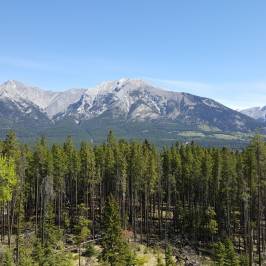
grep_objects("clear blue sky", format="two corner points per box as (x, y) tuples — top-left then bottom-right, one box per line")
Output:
(0, 0), (266, 109)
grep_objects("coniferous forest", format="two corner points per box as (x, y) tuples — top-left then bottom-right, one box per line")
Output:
(0, 131), (265, 265)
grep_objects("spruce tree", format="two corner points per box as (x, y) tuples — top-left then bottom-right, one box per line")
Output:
(213, 241), (226, 265)
(224, 239), (239, 266)
(74, 204), (91, 266)
(100, 195), (133, 266)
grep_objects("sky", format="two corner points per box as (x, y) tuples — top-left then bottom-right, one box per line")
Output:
(0, 0), (266, 109)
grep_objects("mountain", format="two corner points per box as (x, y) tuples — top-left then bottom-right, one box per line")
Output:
(45, 88), (86, 118)
(0, 80), (52, 137)
(240, 106), (266, 122)
(0, 80), (86, 141)
(0, 78), (264, 146)
(58, 78), (260, 131)
(0, 80), (85, 118)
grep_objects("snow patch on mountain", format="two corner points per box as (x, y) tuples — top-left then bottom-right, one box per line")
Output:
(0, 78), (262, 133)
(58, 78), (248, 133)
(59, 78), (186, 121)
(0, 80), (85, 117)
(240, 106), (266, 121)
(0, 80), (56, 108)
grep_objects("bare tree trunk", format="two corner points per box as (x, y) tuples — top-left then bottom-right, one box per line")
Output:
(7, 202), (11, 248)
(35, 174), (39, 235)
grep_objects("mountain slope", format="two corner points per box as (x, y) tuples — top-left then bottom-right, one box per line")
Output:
(240, 106), (266, 122)
(0, 80), (85, 117)
(0, 78), (264, 146)
(59, 78), (261, 133)
(0, 97), (52, 140)
(0, 80), (55, 108)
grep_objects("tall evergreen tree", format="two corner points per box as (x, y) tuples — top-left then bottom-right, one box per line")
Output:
(100, 195), (133, 266)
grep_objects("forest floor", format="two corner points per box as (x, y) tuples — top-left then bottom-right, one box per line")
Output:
(73, 242), (213, 266)
(0, 234), (214, 265)
(74, 243), (167, 266)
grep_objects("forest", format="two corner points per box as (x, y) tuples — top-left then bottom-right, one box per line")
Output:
(0, 130), (265, 265)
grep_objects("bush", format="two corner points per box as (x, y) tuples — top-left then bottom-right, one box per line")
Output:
(1, 248), (15, 266)
(156, 253), (164, 266)
(239, 254), (248, 266)
(135, 255), (149, 266)
(83, 243), (97, 258)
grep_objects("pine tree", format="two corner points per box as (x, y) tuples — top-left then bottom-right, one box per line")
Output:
(213, 241), (226, 265)
(79, 142), (96, 234)
(100, 195), (133, 266)
(64, 136), (80, 213)
(2, 131), (19, 160)
(51, 144), (67, 229)
(204, 206), (218, 241)
(224, 239), (239, 266)
(1, 132), (266, 265)
(74, 204), (91, 266)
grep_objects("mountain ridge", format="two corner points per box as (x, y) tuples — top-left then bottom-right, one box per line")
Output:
(0, 78), (264, 146)
(0, 80), (86, 118)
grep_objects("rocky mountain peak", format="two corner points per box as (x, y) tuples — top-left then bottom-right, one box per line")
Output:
(0, 78), (263, 136)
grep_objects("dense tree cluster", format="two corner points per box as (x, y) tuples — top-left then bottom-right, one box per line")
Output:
(0, 130), (265, 265)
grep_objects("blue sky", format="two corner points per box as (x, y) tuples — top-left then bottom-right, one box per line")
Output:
(0, 0), (266, 109)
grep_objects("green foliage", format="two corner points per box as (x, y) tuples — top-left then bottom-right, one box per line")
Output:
(1, 248), (15, 266)
(40, 251), (74, 266)
(156, 254), (165, 266)
(213, 242), (226, 265)
(43, 205), (64, 249)
(62, 210), (70, 229)
(23, 217), (75, 266)
(18, 237), (36, 266)
(3, 130), (19, 159)
(213, 239), (239, 266)
(100, 195), (135, 265)
(31, 240), (45, 264)
(165, 245), (175, 266)
(31, 236), (74, 266)
(74, 204), (91, 245)
(239, 254), (248, 266)
(135, 254), (149, 266)
(83, 243), (97, 258)
(204, 207), (218, 238)
(0, 157), (17, 201)
(1, 132), (266, 266)
(124, 248), (138, 266)
(224, 239), (239, 266)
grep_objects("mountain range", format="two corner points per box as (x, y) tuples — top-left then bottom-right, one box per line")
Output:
(0, 78), (265, 146)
